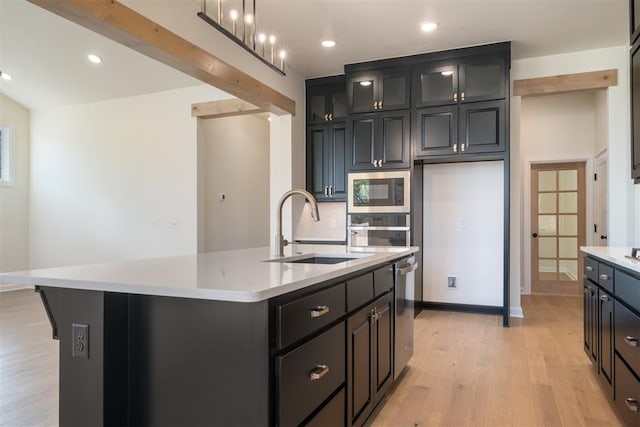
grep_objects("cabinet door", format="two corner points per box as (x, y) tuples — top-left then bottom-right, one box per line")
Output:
(584, 281), (597, 363)
(348, 73), (378, 114)
(328, 122), (347, 200)
(459, 100), (505, 155)
(414, 64), (458, 108)
(347, 114), (376, 171)
(459, 57), (506, 103)
(414, 105), (458, 157)
(632, 41), (640, 182)
(372, 293), (393, 404)
(331, 88), (348, 122)
(379, 70), (410, 111)
(599, 289), (614, 397)
(347, 304), (374, 427)
(308, 86), (331, 124)
(378, 110), (410, 169)
(307, 125), (330, 200)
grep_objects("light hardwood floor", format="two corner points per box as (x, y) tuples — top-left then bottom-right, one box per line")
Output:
(0, 290), (621, 426)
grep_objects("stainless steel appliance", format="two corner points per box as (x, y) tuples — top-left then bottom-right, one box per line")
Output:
(347, 213), (410, 248)
(394, 256), (416, 379)
(347, 170), (410, 214)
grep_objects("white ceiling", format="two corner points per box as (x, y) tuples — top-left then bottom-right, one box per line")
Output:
(0, 0), (629, 109)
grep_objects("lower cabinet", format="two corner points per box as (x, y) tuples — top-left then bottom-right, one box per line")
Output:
(583, 279), (598, 364)
(598, 288), (614, 397)
(347, 292), (394, 427)
(615, 355), (640, 426)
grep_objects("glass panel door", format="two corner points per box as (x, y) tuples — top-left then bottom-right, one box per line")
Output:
(531, 162), (585, 294)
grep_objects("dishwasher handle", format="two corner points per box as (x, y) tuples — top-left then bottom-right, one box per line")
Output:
(398, 258), (418, 276)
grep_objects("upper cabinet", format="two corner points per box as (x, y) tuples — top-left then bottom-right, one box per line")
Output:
(413, 56), (507, 108)
(307, 81), (348, 124)
(347, 69), (410, 113)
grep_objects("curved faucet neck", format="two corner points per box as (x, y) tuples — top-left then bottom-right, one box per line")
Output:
(275, 189), (320, 257)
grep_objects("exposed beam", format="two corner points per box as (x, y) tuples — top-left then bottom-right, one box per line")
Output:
(514, 69), (618, 97)
(191, 99), (264, 119)
(27, 0), (295, 116)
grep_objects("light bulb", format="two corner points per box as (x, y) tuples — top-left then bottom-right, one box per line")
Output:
(360, 81), (372, 87)
(441, 71), (453, 76)
(279, 50), (286, 59)
(269, 35), (276, 44)
(229, 9), (238, 20)
(244, 13), (253, 24)
(258, 33), (266, 43)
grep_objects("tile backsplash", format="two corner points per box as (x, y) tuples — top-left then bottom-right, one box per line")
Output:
(294, 202), (346, 241)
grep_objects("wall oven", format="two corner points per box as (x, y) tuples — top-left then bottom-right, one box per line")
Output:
(347, 170), (411, 214)
(347, 213), (411, 248)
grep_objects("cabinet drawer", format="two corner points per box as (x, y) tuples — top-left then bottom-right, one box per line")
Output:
(373, 265), (394, 297)
(277, 323), (345, 427)
(598, 263), (614, 294)
(617, 270), (640, 313)
(347, 273), (374, 311)
(276, 283), (346, 349)
(305, 387), (345, 427)
(615, 301), (640, 375)
(584, 256), (598, 283)
(615, 354), (640, 427)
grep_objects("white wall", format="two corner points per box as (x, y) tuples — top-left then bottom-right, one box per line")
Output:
(519, 91), (600, 293)
(29, 85), (228, 268)
(198, 114), (270, 252)
(422, 162), (504, 307)
(510, 45), (634, 308)
(0, 94), (30, 274)
(119, 0), (307, 244)
(595, 90), (609, 154)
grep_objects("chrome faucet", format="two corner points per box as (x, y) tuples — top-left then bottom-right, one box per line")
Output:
(275, 189), (320, 257)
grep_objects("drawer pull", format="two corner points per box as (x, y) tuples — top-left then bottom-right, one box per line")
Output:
(599, 294), (610, 302)
(309, 364), (329, 381)
(310, 306), (330, 318)
(599, 274), (609, 281)
(625, 336), (639, 347)
(626, 398), (639, 412)
(586, 266), (593, 272)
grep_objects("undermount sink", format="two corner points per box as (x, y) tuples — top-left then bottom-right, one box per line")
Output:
(266, 253), (365, 264)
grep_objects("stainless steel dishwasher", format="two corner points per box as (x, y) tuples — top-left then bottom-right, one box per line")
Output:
(394, 255), (417, 379)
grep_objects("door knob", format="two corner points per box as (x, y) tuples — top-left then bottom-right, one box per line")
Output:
(600, 235), (608, 240)
(532, 233), (538, 238)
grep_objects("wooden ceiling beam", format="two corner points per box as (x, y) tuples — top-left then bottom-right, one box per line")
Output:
(514, 69), (618, 97)
(27, 0), (295, 116)
(191, 99), (265, 119)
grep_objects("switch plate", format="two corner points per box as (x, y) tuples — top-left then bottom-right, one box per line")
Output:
(72, 323), (89, 359)
(447, 276), (457, 289)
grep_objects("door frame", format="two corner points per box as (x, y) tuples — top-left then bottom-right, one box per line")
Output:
(522, 156), (593, 295)
(594, 148), (608, 246)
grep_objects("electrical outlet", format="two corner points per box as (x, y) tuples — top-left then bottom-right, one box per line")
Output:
(72, 323), (89, 359)
(447, 276), (457, 289)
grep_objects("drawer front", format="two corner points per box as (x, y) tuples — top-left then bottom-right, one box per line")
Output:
(373, 265), (394, 297)
(277, 283), (346, 349)
(277, 323), (345, 427)
(305, 387), (345, 427)
(584, 256), (599, 283)
(615, 354), (640, 427)
(617, 269), (640, 313)
(598, 263), (614, 293)
(615, 301), (640, 375)
(347, 273), (374, 311)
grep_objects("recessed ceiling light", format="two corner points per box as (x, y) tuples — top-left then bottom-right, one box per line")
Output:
(0, 71), (12, 81)
(441, 71), (454, 76)
(321, 40), (336, 48)
(420, 22), (438, 32)
(360, 81), (372, 87)
(88, 54), (102, 64)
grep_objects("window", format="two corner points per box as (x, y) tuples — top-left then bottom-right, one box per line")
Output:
(0, 126), (13, 186)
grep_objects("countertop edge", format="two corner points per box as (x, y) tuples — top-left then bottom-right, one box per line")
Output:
(581, 246), (640, 275)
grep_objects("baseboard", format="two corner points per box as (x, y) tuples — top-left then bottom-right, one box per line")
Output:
(0, 283), (33, 292)
(510, 306), (524, 318)
(418, 301), (503, 316)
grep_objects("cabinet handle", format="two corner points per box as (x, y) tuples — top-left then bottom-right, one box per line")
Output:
(373, 101), (379, 110)
(324, 114), (328, 121)
(329, 186), (333, 196)
(461, 92), (465, 101)
(330, 113), (333, 120)
(625, 398), (640, 412)
(586, 266), (593, 272)
(453, 93), (458, 102)
(453, 143), (458, 153)
(625, 336), (639, 347)
(599, 274), (609, 281)
(323, 186), (329, 197)
(309, 364), (329, 381)
(599, 294), (610, 302)
(310, 305), (330, 318)
(379, 101), (383, 109)
(461, 143), (466, 152)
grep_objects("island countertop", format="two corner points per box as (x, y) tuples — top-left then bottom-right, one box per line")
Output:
(580, 246), (640, 275)
(0, 245), (418, 302)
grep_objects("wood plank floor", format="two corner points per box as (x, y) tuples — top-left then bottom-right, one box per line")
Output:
(0, 290), (622, 426)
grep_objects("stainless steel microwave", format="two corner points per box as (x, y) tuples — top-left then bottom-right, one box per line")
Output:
(347, 170), (411, 213)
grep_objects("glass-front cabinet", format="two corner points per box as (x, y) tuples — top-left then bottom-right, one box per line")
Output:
(307, 82), (347, 124)
(347, 68), (410, 113)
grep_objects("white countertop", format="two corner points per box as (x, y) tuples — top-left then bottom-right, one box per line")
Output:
(581, 246), (640, 275)
(0, 245), (418, 302)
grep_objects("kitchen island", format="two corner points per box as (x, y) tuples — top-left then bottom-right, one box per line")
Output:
(0, 244), (418, 427)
